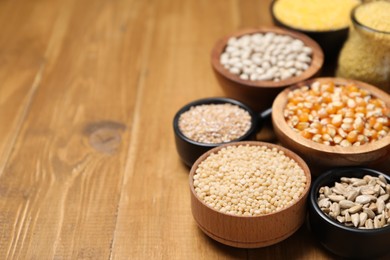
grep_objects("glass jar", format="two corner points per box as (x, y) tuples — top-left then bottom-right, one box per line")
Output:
(336, 1), (390, 92)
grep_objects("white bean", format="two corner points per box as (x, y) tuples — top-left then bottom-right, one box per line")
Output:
(261, 61), (271, 69)
(240, 73), (249, 80)
(250, 73), (258, 81)
(225, 45), (237, 53)
(242, 59), (253, 66)
(302, 46), (313, 55)
(252, 56), (262, 65)
(220, 32), (313, 82)
(229, 67), (241, 75)
(227, 37), (238, 46)
(255, 67), (265, 74)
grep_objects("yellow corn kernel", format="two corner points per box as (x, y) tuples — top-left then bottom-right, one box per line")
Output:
(301, 129), (313, 139)
(346, 130), (358, 144)
(296, 122), (310, 131)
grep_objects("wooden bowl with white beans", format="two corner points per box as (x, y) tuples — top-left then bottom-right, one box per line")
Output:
(189, 141), (311, 248)
(211, 26), (324, 112)
(272, 77), (390, 176)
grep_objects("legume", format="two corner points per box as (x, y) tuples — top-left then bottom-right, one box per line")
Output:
(178, 103), (251, 144)
(284, 81), (390, 146)
(273, 0), (360, 31)
(220, 32), (312, 82)
(318, 174), (390, 229)
(193, 144), (307, 216)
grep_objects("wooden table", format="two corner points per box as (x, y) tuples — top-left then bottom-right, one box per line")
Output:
(0, 0), (387, 259)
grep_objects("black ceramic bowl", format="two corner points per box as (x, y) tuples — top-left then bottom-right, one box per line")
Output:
(270, 0), (351, 61)
(173, 97), (271, 167)
(308, 167), (390, 259)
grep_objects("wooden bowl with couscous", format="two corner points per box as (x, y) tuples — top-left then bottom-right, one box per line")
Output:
(189, 141), (311, 248)
(272, 77), (390, 176)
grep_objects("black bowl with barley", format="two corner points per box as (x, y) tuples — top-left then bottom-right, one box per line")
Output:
(308, 167), (390, 258)
(173, 97), (271, 167)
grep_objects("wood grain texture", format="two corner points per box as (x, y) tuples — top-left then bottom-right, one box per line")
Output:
(0, 0), (388, 259)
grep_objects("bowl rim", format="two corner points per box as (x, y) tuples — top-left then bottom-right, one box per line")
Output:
(272, 77), (390, 155)
(351, 1), (390, 35)
(270, 0), (356, 33)
(173, 97), (259, 147)
(310, 166), (390, 234)
(189, 140), (312, 218)
(210, 26), (324, 88)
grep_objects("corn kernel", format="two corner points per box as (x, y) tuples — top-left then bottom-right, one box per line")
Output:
(283, 80), (390, 147)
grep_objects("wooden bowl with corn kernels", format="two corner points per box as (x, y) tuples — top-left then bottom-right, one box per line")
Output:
(272, 77), (390, 176)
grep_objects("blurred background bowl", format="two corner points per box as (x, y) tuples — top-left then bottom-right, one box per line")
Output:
(270, 0), (357, 64)
(211, 26), (323, 112)
(173, 97), (271, 167)
(272, 77), (390, 175)
(308, 167), (390, 258)
(189, 141), (311, 248)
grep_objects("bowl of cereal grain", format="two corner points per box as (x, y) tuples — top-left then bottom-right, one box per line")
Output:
(173, 97), (272, 167)
(270, 0), (360, 60)
(189, 141), (311, 248)
(308, 167), (390, 258)
(272, 77), (390, 175)
(211, 26), (323, 112)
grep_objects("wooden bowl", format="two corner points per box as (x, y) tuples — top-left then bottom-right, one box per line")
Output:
(189, 141), (311, 248)
(272, 77), (390, 175)
(211, 26), (324, 112)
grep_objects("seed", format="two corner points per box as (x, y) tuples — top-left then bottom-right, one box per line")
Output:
(337, 216), (345, 223)
(379, 194), (389, 202)
(351, 213), (360, 227)
(352, 179), (367, 187)
(317, 174), (390, 229)
(318, 198), (331, 208)
(377, 198), (385, 213)
(334, 182), (347, 194)
(360, 186), (376, 195)
(344, 211), (352, 222)
(374, 216), (383, 228)
(332, 202), (341, 216)
(349, 204), (363, 214)
(379, 174), (388, 185)
(355, 195), (372, 204)
(346, 190), (359, 201)
(328, 195), (345, 202)
(365, 219), (374, 228)
(360, 212), (368, 226)
(363, 208), (376, 219)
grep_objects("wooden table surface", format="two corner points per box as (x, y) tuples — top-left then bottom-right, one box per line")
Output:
(1, 0), (388, 259)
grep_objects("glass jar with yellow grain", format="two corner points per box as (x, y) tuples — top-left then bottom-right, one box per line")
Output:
(337, 0), (390, 92)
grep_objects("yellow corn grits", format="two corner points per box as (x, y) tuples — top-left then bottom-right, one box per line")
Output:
(355, 0), (390, 32)
(273, 0), (360, 31)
